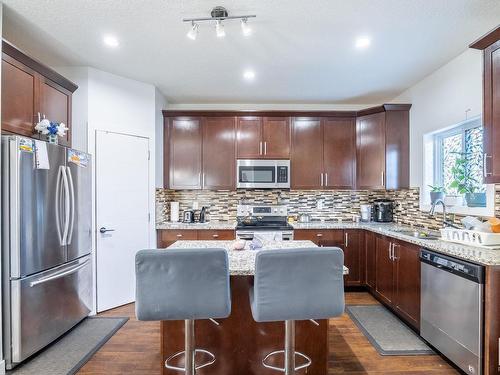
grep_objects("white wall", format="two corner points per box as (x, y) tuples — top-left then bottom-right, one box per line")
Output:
(166, 103), (374, 111)
(155, 88), (167, 188)
(391, 48), (483, 187)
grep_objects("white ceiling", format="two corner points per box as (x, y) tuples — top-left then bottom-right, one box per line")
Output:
(2, 0), (500, 105)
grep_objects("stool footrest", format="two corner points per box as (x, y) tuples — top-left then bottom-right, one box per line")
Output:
(262, 350), (312, 372)
(165, 349), (216, 372)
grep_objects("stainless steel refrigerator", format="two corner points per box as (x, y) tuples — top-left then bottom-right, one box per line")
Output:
(1, 135), (92, 369)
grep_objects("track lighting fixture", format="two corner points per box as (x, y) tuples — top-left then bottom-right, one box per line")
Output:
(183, 6), (256, 40)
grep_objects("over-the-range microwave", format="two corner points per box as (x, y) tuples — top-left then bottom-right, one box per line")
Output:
(236, 159), (290, 189)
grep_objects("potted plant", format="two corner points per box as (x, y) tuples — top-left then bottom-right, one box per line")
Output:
(448, 152), (486, 207)
(428, 185), (445, 204)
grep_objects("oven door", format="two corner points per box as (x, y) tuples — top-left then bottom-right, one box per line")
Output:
(237, 160), (290, 188)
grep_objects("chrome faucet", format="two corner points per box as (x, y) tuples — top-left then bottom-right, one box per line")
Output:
(429, 199), (460, 228)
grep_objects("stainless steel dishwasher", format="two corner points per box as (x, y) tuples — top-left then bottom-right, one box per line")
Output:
(420, 249), (484, 375)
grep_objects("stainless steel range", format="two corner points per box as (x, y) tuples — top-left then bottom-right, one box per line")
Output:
(236, 204), (293, 240)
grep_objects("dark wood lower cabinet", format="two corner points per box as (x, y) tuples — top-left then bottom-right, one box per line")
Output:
(393, 240), (421, 329)
(375, 235), (394, 305)
(157, 229), (235, 248)
(342, 230), (364, 286)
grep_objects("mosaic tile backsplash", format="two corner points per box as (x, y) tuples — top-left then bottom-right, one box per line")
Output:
(156, 186), (500, 231)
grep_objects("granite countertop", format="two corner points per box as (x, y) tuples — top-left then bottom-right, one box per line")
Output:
(157, 221), (500, 266)
(167, 240), (350, 276)
(156, 221), (237, 230)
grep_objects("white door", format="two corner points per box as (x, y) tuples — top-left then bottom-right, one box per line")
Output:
(95, 131), (150, 312)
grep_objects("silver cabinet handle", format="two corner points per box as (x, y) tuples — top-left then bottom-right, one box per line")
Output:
(483, 153), (492, 177)
(316, 233), (323, 237)
(320, 173), (324, 187)
(345, 233), (348, 247)
(264, 141), (267, 155)
(202, 173), (205, 188)
(30, 259), (90, 287)
(381, 171), (385, 187)
(259, 141), (262, 155)
(325, 173), (328, 187)
(309, 319), (319, 326)
(199, 172), (202, 187)
(212, 234), (219, 238)
(388, 242), (392, 260)
(100, 227), (115, 233)
(176, 233), (183, 237)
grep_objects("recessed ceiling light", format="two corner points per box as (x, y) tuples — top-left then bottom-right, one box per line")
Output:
(103, 35), (119, 48)
(355, 37), (371, 49)
(243, 70), (255, 81)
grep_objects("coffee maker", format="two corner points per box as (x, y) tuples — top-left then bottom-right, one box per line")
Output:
(372, 199), (394, 222)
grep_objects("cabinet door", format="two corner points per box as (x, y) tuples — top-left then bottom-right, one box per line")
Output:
(202, 117), (236, 190)
(375, 235), (394, 305)
(291, 118), (323, 189)
(385, 111), (409, 189)
(1, 56), (38, 137)
(169, 118), (202, 189)
(40, 78), (72, 146)
(343, 230), (363, 286)
(323, 118), (356, 189)
(236, 117), (262, 158)
(356, 112), (386, 189)
(483, 40), (500, 183)
(365, 231), (376, 290)
(262, 117), (290, 159)
(393, 241), (420, 330)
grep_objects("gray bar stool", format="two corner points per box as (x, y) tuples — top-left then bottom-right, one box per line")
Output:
(249, 247), (345, 375)
(135, 248), (231, 375)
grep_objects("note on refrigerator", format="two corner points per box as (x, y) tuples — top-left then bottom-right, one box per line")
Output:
(34, 140), (50, 169)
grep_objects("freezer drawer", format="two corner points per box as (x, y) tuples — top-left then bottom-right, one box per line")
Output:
(9, 256), (92, 365)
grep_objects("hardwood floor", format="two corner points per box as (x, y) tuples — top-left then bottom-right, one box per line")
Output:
(78, 292), (458, 374)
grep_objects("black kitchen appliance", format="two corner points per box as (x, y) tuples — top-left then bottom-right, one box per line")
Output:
(183, 210), (195, 223)
(372, 199), (394, 222)
(199, 207), (207, 223)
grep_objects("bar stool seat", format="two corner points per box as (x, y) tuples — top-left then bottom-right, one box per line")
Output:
(135, 248), (231, 375)
(249, 247), (345, 374)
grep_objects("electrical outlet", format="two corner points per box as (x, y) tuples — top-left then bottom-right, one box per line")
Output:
(317, 200), (323, 210)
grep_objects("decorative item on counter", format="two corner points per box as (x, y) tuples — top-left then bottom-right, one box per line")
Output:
(287, 216), (295, 223)
(249, 237), (263, 250)
(34, 118), (68, 145)
(231, 239), (246, 251)
(487, 218), (500, 233)
(360, 204), (372, 222)
(428, 185), (445, 204)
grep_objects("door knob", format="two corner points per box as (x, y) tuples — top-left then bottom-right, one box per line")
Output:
(100, 227), (115, 234)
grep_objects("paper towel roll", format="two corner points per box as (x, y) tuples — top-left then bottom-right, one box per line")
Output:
(170, 202), (180, 222)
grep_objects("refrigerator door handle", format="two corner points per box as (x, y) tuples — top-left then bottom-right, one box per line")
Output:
(61, 166), (71, 246)
(66, 167), (75, 245)
(55, 166), (64, 245)
(29, 259), (90, 287)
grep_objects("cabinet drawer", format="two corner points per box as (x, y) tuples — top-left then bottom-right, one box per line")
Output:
(294, 229), (344, 244)
(160, 230), (198, 242)
(197, 230), (235, 240)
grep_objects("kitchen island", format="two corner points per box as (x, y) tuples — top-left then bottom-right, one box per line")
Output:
(161, 240), (348, 375)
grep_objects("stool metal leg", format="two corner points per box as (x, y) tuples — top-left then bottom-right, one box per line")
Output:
(185, 320), (195, 375)
(262, 320), (312, 374)
(285, 320), (295, 374)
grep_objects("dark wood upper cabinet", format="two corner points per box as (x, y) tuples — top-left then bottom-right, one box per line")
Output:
(168, 118), (203, 189)
(236, 117), (262, 158)
(262, 117), (290, 158)
(393, 240), (420, 329)
(237, 116), (290, 159)
(356, 112), (386, 189)
(323, 118), (356, 189)
(1, 57), (37, 138)
(473, 39), (500, 183)
(291, 118), (323, 189)
(1, 41), (77, 145)
(202, 117), (236, 190)
(356, 105), (410, 189)
(40, 78), (72, 146)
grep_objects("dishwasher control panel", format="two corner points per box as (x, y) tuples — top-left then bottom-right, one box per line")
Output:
(420, 249), (484, 283)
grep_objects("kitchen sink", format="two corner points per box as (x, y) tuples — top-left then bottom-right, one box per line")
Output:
(389, 229), (440, 240)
